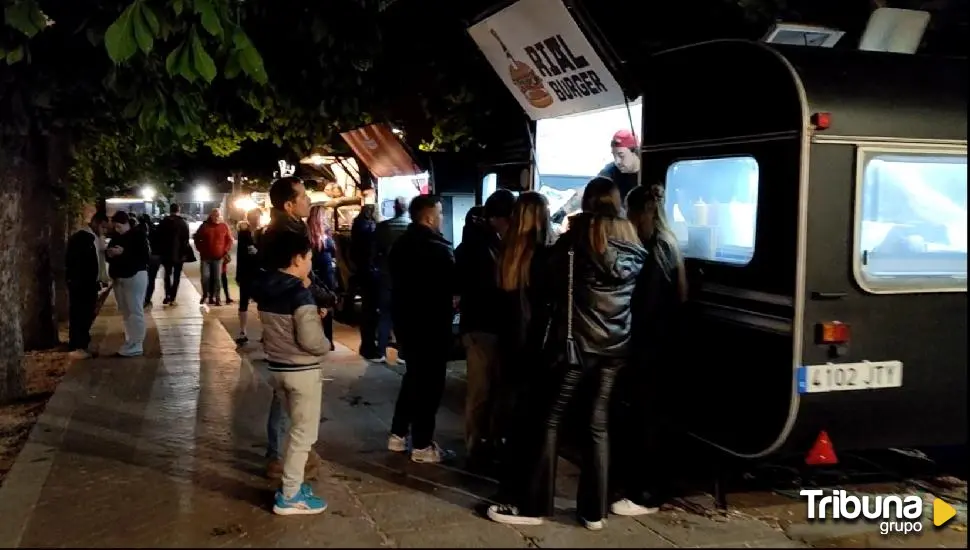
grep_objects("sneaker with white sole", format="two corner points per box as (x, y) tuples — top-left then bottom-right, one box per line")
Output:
(387, 434), (408, 453)
(272, 483), (328, 516)
(487, 504), (543, 526)
(610, 498), (660, 517)
(410, 442), (455, 464)
(582, 517), (605, 530)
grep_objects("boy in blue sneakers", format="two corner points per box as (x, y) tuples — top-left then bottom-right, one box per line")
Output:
(252, 230), (332, 515)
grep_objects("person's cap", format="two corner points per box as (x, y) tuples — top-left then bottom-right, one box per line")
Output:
(611, 129), (638, 150)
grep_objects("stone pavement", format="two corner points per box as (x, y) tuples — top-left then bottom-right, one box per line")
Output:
(0, 271), (944, 548)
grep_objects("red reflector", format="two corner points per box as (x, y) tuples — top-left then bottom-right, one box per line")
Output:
(806, 431), (839, 466)
(817, 321), (850, 344)
(811, 112), (832, 130)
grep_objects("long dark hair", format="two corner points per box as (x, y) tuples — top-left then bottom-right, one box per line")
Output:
(577, 177), (639, 255)
(497, 191), (553, 291)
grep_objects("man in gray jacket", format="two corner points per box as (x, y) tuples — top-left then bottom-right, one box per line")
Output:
(373, 197), (410, 362)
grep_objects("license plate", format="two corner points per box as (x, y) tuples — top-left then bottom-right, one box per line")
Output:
(797, 361), (903, 394)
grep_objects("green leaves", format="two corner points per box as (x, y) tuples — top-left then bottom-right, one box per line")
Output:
(4, 46), (25, 65)
(4, 1), (48, 38)
(194, 0), (223, 38)
(105, 1), (163, 63)
(232, 28), (268, 84)
(191, 30), (217, 82)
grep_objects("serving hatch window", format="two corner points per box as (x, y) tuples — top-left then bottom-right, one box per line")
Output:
(664, 156), (760, 265)
(855, 149), (967, 293)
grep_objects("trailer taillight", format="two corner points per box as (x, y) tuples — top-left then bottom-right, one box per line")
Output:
(811, 112), (831, 130)
(817, 321), (850, 344)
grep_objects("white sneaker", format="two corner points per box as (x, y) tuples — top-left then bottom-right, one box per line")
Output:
(582, 518), (605, 531)
(410, 442), (455, 464)
(387, 434), (407, 453)
(610, 498), (660, 517)
(487, 504), (543, 526)
(68, 349), (92, 360)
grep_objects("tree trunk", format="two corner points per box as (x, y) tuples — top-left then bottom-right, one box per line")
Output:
(0, 144), (29, 403)
(47, 131), (73, 325)
(18, 130), (59, 351)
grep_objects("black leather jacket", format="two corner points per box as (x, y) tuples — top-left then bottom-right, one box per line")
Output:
(548, 217), (647, 358)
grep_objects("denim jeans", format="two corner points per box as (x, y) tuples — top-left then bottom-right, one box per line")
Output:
(266, 388), (290, 460)
(113, 271), (148, 356)
(200, 259), (222, 300)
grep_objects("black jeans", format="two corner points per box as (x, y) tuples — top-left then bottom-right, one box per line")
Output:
(163, 262), (183, 301)
(506, 356), (622, 522)
(357, 275), (380, 357)
(68, 284), (98, 351)
(609, 364), (671, 504)
(390, 335), (449, 450)
(145, 258), (160, 305)
(221, 272), (231, 301)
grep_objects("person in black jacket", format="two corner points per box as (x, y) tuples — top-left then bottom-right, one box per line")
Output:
(153, 203), (193, 306)
(106, 211), (151, 357)
(454, 189), (515, 464)
(386, 194), (458, 464)
(234, 208), (263, 344)
(492, 191), (555, 475)
(351, 204), (380, 360)
(139, 213), (160, 308)
(65, 212), (111, 359)
(609, 183), (689, 517)
(487, 177), (647, 531)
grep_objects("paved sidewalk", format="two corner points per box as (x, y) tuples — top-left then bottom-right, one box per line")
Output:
(0, 275), (811, 548)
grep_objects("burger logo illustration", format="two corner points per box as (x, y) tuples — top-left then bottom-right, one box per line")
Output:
(490, 29), (554, 109)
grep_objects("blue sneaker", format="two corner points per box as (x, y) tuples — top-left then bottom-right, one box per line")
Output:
(272, 483), (328, 516)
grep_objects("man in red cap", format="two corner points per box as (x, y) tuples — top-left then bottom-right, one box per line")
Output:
(598, 129), (641, 200)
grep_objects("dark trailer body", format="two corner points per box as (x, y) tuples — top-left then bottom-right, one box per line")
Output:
(638, 40), (967, 459)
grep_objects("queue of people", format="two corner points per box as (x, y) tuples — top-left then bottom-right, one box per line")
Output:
(454, 178), (687, 530)
(63, 159), (685, 526)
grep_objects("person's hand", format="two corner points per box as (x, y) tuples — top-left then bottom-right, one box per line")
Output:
(452, 295), (460, 310)
(106, 246), (123, 257)
(319, 308), (329, 319)
(247, 245), (258, 255)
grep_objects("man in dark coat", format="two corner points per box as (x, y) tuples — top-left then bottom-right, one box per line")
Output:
(386, 194), (458, 464)
(65, 212), (111, 359)
(153, 203), (193, 306)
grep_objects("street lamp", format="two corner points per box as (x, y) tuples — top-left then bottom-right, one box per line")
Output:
(194, 184), (211, 203)
(141, 186), (156, 216)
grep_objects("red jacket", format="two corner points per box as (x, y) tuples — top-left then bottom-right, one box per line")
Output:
(193, 220), (233, 261)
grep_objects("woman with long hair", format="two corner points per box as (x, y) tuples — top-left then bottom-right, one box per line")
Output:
(608, 183), (688, 517)
(488, 177), (647, 530)
(492, 192), (555, 468)
(308, 204), (338, 350)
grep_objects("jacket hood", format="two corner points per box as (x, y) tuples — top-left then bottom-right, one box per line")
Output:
(251, 270), (305, 304)
(564, 214), (647, 284)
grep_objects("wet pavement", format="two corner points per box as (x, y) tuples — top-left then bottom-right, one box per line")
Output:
(0, 268), (964, 548)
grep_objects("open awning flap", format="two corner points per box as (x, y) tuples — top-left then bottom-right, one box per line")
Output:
(467, 0), (626, 120)
(339, 123), (423, 178)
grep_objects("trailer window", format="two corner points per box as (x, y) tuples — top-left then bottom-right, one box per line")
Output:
(855, 150), (967, 292)
(664, 156), (759, 265)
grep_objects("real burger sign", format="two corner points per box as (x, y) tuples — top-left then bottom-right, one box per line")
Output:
(468, 0), (626, 120)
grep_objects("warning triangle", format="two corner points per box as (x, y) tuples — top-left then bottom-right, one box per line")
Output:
(933, 498), (957, 527)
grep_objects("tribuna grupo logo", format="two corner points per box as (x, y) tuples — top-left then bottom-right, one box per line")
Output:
(801, 489), (958, 535)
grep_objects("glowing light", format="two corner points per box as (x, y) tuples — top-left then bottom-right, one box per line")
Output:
(194, 185), (212, 202)
(141, 186), (156, 201)
(234, 197), (258, 212)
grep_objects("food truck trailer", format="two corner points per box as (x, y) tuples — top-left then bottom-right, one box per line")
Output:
(638, 39), (967, 459)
